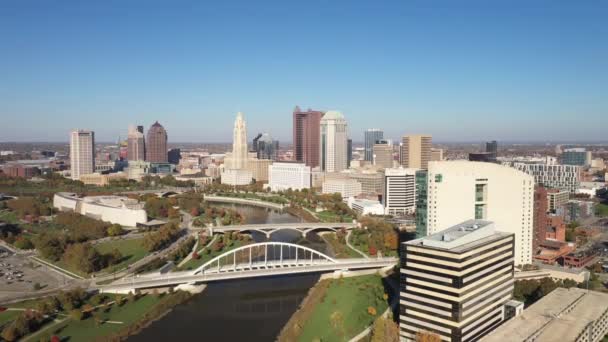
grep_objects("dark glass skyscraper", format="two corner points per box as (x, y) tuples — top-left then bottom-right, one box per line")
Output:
(146, 121), (168, 163)
(364, 129), (383, 162)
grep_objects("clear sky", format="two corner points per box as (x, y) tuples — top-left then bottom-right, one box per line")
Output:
(1, 0), (606, 143)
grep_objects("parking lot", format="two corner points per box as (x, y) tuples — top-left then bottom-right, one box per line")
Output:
(0, 247), (66, 302)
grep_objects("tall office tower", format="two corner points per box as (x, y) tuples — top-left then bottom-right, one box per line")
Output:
(168, 148), (181, 164)
(347, 139), (353, 168)
(127, 125), (145, 161)
(415, 170), (428, 238)
(400, 134), (432, 169)
(231, 112), (248, 169)
(533, 186), (548, 251)
(364, 129), (384, 162)
(320, 111), (348, 173)
(293, 106), (324, 168)
(400, 220), (515, 342)
(254, 133), (279, 160)
(486, 140), (498, 154)
(383, 167), (417, 216)
(426, 161), (534, 266)
(146, 121), (168, 163)
(373, 140), (393, 169)
(70, 130), (95, 180)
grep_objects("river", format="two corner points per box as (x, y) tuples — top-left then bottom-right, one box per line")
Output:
(128, 203), (327, 342)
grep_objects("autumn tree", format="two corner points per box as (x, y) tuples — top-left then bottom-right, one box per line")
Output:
(416, 331), (441, 342)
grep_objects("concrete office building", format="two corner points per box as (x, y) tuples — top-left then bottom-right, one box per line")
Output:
(320, 111), (348, 173)
(268, 162), (311, 192)
(127, 125), (145, 161)
(322, 178), (362, 199)
(53, 192), (148, 227)
(347, 198), (384, 216)
(293, 106), (324, 168)
(547, 189), (569, 212)
(146, 121), (168, 163)
(400, 220), (515, 342)
(426, 161), (534, 266)
(384, 167), (417, 216)
(483, 287), (608, 342)
(400, 134), (432, 170)
(511, 163), (580, 193)
(348, 169), (385, 195)
(431, 148), (444, 162)
(70, 129), (95, 180)
(562, 148), (592, 166)
(247, 158), (272, 182)
(364, 129), (384, 162)
(373, 140), (393, 169)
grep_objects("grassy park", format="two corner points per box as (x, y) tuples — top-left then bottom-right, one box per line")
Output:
(596, 203), (608, 217)
(177, 234), (253, 271)
(94, 238), (148, 274)
(297, 275), (389, 342)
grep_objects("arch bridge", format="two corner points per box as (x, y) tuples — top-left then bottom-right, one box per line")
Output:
(208, 222), (357, 238)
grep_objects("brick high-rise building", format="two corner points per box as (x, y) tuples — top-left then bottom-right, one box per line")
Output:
(533, 186), (548, 251)
(146, 121), (168, 163)
(293, 106), (324, 168)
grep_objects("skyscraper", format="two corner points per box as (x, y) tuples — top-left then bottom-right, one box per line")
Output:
(364, 129), (383, 162)
(70, 129), (95, 180)
(146, 121), (168, 163)
(486, 140), (498, 154)
(253, 133), (279, 160)
(373, 139), (393, 169)
(320, 111), (348, 173)
(293, 106), (324, 168)
(347, 139), (353, 168)
(232, 112), (248, 169)
(533, 186), (548, 251)
(400, 134), (432, 169)
(425, 161), (535, 266)
(127, 125), (145, 161)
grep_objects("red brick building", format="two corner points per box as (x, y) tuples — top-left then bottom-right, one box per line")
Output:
(293, 106), (324, 168)
(533, 186), (548, 250)
(2, 164), (40, 178)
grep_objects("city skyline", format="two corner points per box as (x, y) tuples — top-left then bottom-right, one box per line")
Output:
(1, 1), (607, 142)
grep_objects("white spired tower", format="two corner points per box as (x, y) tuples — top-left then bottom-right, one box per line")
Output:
(320, 111), (348, 173)
(232, 112), (248, 170)
(221, 112), (253, 185)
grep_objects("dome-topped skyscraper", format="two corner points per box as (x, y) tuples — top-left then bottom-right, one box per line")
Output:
(146, 121), (168, 163)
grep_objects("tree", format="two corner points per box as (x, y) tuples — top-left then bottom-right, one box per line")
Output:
(62, 243), (104, 273)
(35, 233), (65, 261)
(13, 236), (34, 250)
(416, 331), (441, 342)
(70, 309), (84, 321)
(107, 224), (125, 236)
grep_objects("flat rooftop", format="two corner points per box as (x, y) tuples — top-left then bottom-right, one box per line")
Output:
(406, 219), (512, 253)
(482, 287), (608, 342)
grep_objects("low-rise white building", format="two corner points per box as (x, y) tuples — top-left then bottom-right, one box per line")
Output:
(347, 198), (384, 216)
(53, 192), (148, 227)
(268, 162), (311, 192)
(322, 178), (362, 199)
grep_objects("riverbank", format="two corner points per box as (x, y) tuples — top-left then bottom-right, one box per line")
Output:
(278, 274), (389, 342)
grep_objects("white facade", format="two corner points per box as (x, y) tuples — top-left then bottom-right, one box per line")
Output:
(322, 178), (362, 199)
(427, 161), (534, 266)
(125, 160), (151, 181)
(70, 130), (95, 180)
(347, 198), (384, 216)
(383, 167), (417, 216)
(320, 111), (348, 173)
(268, 162), (311, 192)
(53, 192), (147, 227)
(511, 162), (580, 193)
(221, 168), (253, 186)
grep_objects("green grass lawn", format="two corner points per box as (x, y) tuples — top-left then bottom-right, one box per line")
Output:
(316, 211), (354, 223)
(94, 238), (148, 274)
(323, 233), (361, 259)
(178, 238), (251, 271)
(597, 203), (608, 217)
(0, 310), (21, 328)
(54, 294), (161, 341)
(298, 275), (389, 342)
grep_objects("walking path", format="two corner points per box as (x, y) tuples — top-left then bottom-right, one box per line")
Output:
(346, 230), (369, 259)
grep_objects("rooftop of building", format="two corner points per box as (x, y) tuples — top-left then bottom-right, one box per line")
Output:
(56, 192), (144, 210)
(406, 219), (512, 253)
(321, 110), (345, 120)
(482, 288), (608, 342)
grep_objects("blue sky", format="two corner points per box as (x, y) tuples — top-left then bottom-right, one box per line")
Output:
(0, 0), (606, 143)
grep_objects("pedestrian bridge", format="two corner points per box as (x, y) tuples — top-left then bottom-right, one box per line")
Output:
(206, 222), (357, 238)
(100, 242), (396, 293)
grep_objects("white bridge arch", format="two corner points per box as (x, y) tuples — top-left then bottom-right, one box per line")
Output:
(192, 242), (337, 275)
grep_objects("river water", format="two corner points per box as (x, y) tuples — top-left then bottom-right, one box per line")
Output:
(129, 203), (326, 342)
